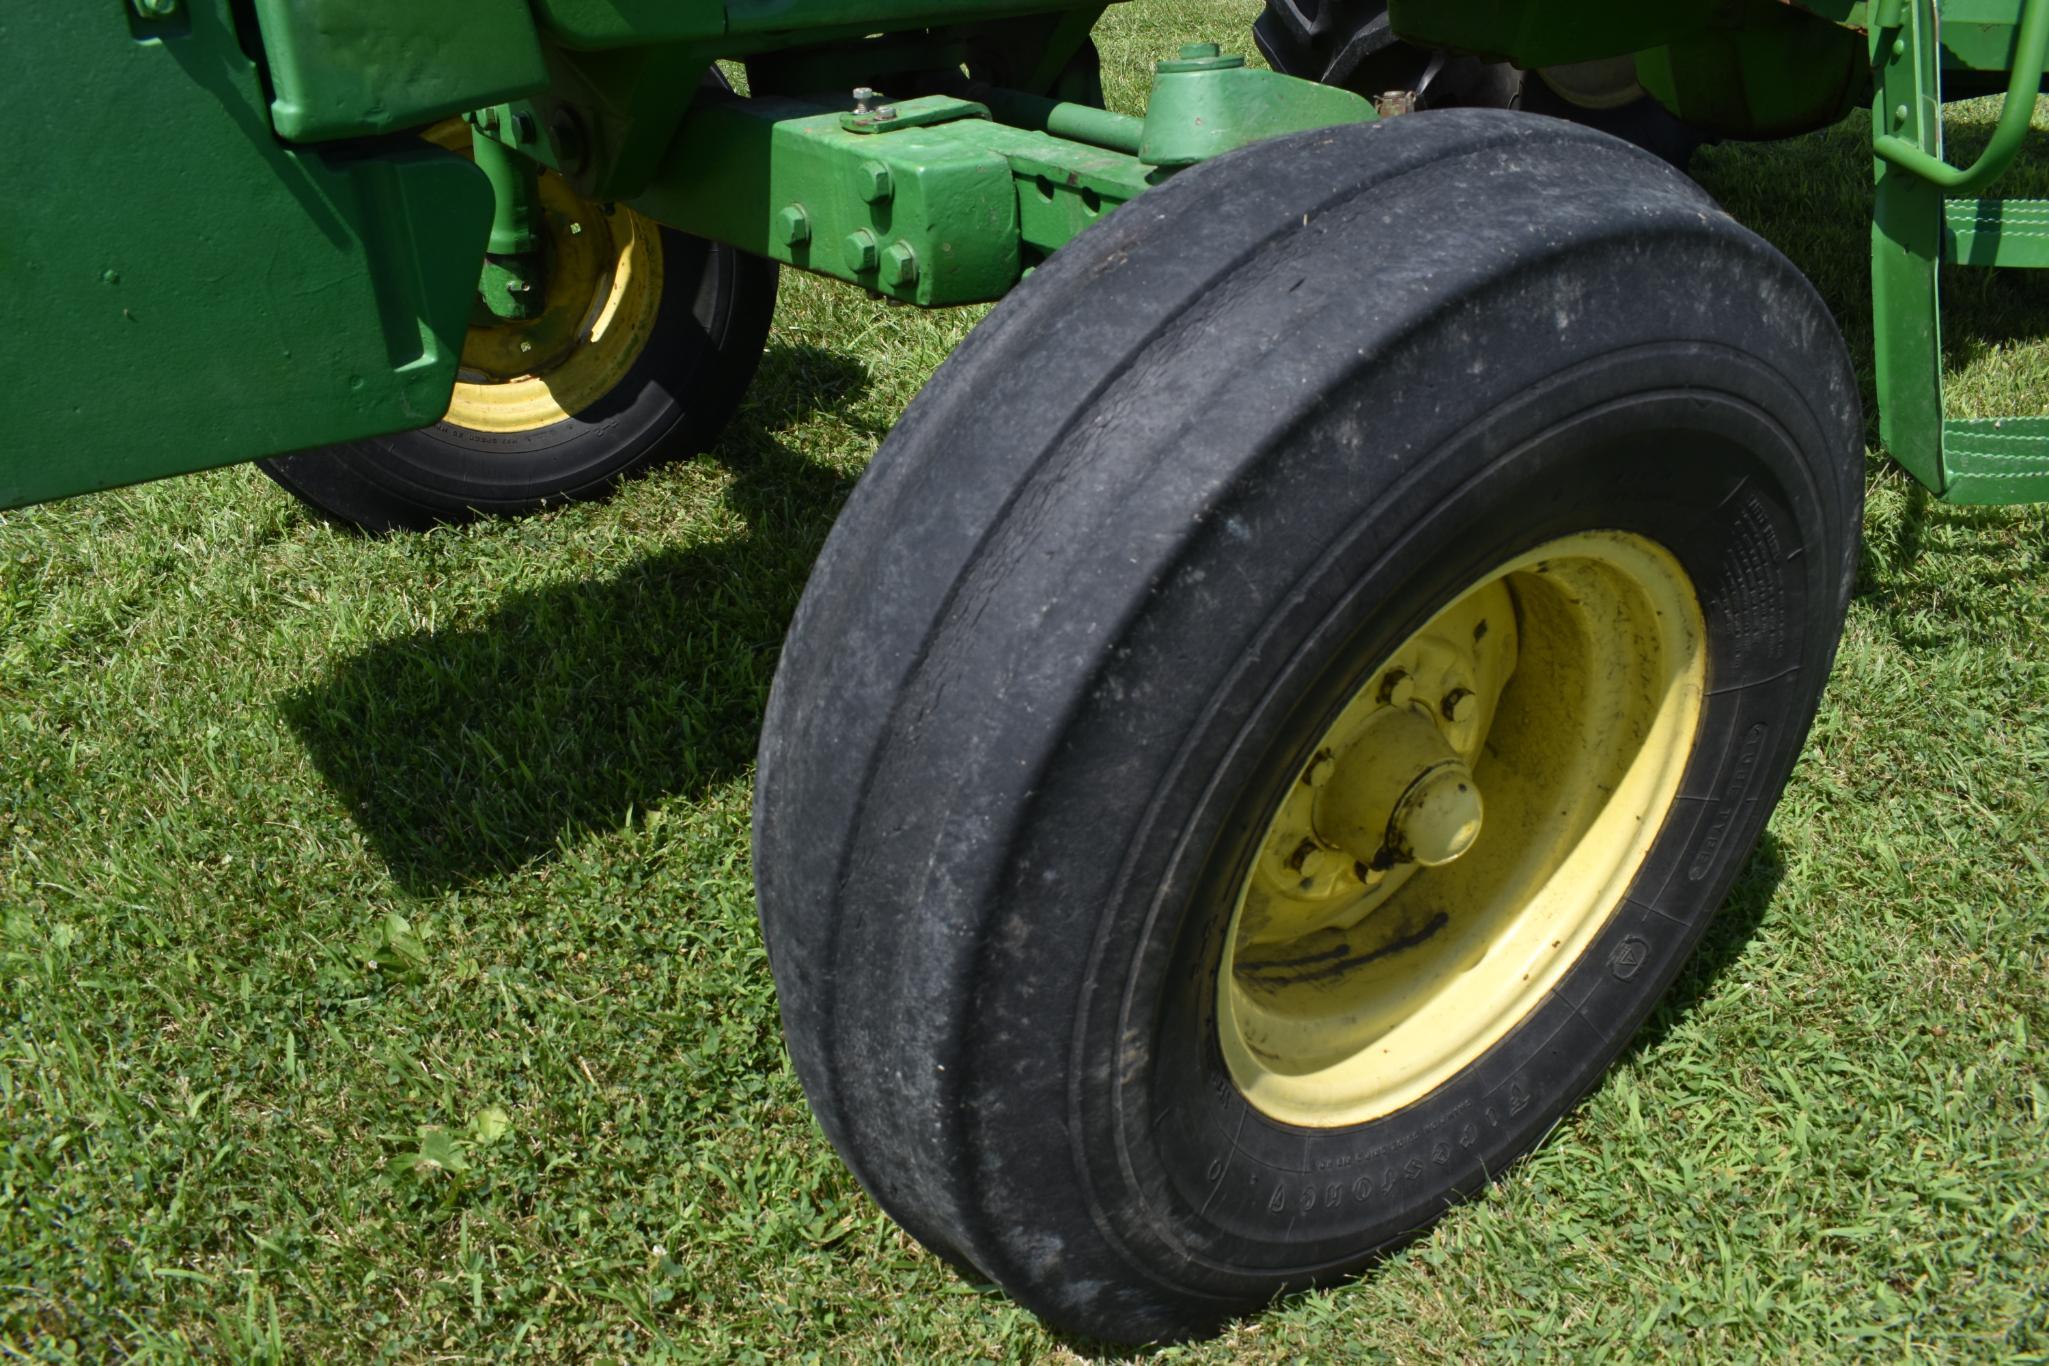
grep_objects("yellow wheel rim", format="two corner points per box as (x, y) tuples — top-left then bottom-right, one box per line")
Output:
(422, 121), (665, 435)
(1219, 531), (1707, 1128)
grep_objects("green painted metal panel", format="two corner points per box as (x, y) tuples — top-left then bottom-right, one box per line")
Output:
(1869, 0), (1948, 493)
(1, 1), (492, 511)
(1944, 197), (2049, 266)
(1941, 418), (2049, 502)
(253, 0), (549, 142)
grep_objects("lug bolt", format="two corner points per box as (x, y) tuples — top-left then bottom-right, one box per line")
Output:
(856, 160), (894, 204)
(883, 241), (919, 289)
(843, 229), (880, 273)
(1441, 688), (1477, 724)
(1380, 668), (1416, 709)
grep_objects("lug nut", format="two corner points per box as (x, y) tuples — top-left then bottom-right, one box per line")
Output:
(1380, 668), (1416, 709)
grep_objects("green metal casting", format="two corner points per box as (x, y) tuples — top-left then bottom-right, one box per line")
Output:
(253, 0), (549, 141)
(2, 0), (491, 511)
(630, 92), (1148, 305)
(1138, 45), (1376, 167)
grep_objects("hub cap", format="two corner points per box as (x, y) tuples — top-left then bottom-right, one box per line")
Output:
(1219, 531), (1707, 1127)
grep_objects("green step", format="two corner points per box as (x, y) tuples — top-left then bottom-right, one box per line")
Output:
(1941, 416), (2049, 502)
(1943, 197), (2049, 266)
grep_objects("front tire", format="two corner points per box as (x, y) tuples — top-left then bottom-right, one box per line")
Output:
(756, 111), (1861, 1341)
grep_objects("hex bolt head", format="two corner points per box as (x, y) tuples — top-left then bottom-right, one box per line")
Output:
(874, 105), (899, 120)
(511, 111), (537, 144)
(852, 86), (878, 112)
(883, 240), (919, 289)
(776, 205), (812, 247)
(132, 0), (178, 16)
(842, 230), (880, 273)
(856, 160), (894, 204)
(1441, 688), (1478, 725)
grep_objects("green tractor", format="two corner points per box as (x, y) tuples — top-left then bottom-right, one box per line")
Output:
(7, 0), (2043, 1341)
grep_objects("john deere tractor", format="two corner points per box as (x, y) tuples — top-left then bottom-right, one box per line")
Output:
(7, 0), (2043, 1341)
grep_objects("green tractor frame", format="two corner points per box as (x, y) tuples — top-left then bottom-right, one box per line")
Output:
(6, 0), (2044, 1342)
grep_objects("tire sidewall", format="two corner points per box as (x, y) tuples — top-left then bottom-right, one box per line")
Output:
(965, 344), (1845, 1315)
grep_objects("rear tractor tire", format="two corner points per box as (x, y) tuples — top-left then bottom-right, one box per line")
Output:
(260, 121), (777, 533)
(1254, 0), (1703, 164)
(755, 112), (1861, 1341)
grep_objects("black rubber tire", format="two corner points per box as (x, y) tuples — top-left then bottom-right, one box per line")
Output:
(755, 110), (1861, 1342)
(259, 231), (777, 533)
(1253, 0), (1517, 109)
(1253, 0), (1701, 164)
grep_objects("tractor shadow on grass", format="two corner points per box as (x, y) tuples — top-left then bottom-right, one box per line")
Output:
(280, 343), (867, 892)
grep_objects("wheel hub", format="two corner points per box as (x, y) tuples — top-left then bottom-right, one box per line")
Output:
(1219, 532), (1706, 1128)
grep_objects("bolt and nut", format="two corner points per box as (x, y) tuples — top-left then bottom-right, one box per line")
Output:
(776, 205), (813, 247)
(883, 241), (919, 289)
(843, 229), (880, 273)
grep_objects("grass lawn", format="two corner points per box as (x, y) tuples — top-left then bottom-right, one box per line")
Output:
(4, 4), (2047, 1359)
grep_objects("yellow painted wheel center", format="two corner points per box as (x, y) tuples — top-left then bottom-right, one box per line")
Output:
(1219, 531), (1706, 1128)
(423, 121), (665, 435)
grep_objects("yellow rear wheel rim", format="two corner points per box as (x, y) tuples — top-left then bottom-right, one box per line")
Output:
(423, 122), (665, 435)
(1219, 531), (1707, 1129)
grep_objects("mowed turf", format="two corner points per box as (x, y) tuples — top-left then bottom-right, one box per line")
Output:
(3, 4), (2046, 1359)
